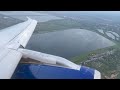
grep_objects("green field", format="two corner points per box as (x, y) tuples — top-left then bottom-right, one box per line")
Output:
(34, 18), (120, 42)
(34, 18), (106, 34)
(70, 44), (120, 79)
(34, 19), (81, 34)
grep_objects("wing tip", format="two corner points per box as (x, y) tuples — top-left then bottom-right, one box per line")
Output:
(26, 16), (37, 23)
(26, 17), (31, 20)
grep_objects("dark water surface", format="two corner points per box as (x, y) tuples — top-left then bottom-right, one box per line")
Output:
(26, 29), (115, 59)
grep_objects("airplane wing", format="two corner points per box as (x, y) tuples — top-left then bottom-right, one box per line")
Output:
(0, 17), (37, 79)
(0, 16), (101, 79)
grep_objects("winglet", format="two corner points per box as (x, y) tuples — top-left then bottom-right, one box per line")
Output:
(26, 17), (32, 21)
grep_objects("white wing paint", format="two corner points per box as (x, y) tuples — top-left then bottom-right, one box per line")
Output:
(0, 17), (37, 79)
(0, 16), (101, 79)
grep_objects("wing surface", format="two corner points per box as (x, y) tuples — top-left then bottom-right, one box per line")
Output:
(0, 17), (37, 79)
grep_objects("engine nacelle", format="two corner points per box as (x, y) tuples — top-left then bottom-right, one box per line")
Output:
(17, 48), (101, 79)
(18, 48), (80, 70)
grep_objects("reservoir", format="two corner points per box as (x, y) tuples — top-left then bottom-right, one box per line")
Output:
(26, 29), (115, 59)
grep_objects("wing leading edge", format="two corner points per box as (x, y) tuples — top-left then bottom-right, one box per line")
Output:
(0, 17), (101, 79)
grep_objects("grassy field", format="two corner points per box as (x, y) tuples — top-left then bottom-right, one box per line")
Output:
(34, 19), (81, 34)
(34, 18), (106, 34)
(70, 44), (120, 79)
(34, 18), (120, 42)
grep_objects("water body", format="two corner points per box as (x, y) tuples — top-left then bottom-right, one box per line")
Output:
(0, 11), (63, 22)
(26, 29), (115, 59)
(106, 32), (116, 40)
(107, 31), (119, 37)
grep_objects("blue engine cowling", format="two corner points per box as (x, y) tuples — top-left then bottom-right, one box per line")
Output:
(11, 63), (101, 79)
